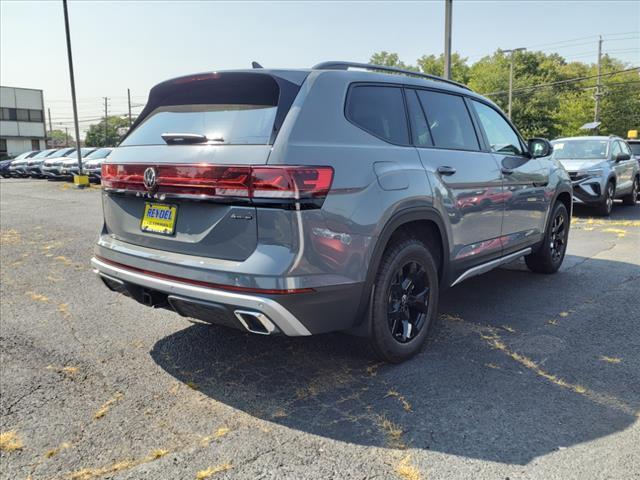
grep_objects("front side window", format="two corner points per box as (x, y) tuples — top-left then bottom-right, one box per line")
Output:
(416, 90), (479, 151)
(472, 100), (524, 155)
(346, 85), (409, 144)
(610, 141), (622, 159)
(619, 141), (632, 157)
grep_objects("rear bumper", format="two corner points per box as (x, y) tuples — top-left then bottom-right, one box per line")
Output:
(92, 256), (312, 336)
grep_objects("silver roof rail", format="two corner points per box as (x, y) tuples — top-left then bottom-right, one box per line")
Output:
(312, 61), (472, 91)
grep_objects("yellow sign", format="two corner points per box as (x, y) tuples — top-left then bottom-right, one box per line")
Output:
(628, 130), (638, 139)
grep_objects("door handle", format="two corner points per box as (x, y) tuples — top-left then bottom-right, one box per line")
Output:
(437, 166), (456, 176)
(501, 167), (514, 175)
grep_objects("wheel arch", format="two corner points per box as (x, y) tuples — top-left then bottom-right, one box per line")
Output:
(348, 206), (450, 335)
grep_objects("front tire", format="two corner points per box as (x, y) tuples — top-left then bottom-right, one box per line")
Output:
(595, 181), (615, 216)
(525, 202), (570, 274)
(369, 238), (439, 363)
(621, 177), (638, 206)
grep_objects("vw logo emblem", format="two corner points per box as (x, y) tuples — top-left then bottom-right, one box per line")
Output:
(143, 167), (158, 192)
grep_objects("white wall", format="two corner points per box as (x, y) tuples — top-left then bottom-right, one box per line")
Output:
(5, 138), (43, 156)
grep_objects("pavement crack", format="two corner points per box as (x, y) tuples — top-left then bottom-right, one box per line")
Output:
(1, 384), (42, 417)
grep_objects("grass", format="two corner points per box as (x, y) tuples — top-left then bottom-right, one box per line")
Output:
(396, 455), (421, 480)
(0, 431), (24, 452)
(600, 356), (622, 364)
(377, 415), (405, 449)
(195, 463), (233, 479)
(385, 390), (413, 412)
(94, 392), (123, 419)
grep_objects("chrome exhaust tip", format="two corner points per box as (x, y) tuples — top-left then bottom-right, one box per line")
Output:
(234, 310), (277, 335)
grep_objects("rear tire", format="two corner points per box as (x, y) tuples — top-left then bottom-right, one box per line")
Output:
(621, 177), (638, 206)
(595, 181), (615, 216)
(525, 202), (570, 274)
(369, 238), (439, 363)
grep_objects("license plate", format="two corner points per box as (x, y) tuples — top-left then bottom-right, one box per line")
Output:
(140, 203), (177, 235)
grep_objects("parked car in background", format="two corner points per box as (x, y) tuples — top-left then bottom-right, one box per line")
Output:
(41, 148), (77, 179)
(627, 138), (640, 164)
(0, 158), (14, 178)
(77, 148), (113, 180)
(26, 148), (65, 178)
(60, 148), (98, 177)
(4, 150), (40, 177)
(92, 63), (572, 363)
(15, 149), (55, 177)
(551, 136), (639, 215)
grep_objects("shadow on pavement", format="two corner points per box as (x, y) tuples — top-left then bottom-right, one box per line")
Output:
(151, 251), (639, 465)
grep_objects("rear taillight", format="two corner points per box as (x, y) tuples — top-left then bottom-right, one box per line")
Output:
(102, 164), (334, 209)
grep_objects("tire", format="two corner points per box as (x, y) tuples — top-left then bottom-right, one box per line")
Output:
(621, 177), (638, 206)
(525, 202), (570, 274)
(595, 181), (615, 216)
(369, 238), (439, 363)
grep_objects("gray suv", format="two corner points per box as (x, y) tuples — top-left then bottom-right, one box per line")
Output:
(551, 136), (639, 215)
(92, 62), (572, 362)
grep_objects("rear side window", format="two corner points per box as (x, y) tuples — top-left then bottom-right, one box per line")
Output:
(471, 100), (524, 155)
(416, 90), (479, 151)
(405, 89), (432, 147)
(346, 86), (409, 144)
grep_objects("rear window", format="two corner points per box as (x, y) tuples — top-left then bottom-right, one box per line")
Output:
(121, 104), (277, 146)
(121, 73), (285, 147)
(416, 90), (479, 151)
(346, 85), (409, 144)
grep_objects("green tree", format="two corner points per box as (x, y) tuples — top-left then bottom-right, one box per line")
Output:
(416, 52), (470, 84)
(369, 51), (417, 71)
(48, 129), (71, 147)
(85, 116), (130, 147)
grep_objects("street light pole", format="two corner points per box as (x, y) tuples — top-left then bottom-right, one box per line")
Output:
(443, 0), (453, 80)
(503, 47), (526, 119)
(62, 0), (85, 183)
(594, 35), (603, 135)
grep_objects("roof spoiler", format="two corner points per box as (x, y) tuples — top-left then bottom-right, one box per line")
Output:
(312, 61), (471, 91)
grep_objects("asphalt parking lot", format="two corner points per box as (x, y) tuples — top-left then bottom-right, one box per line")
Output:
(1, 178), (639, 480)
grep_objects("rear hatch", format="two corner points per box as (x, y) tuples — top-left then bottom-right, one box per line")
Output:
(101, 70), (307, 261)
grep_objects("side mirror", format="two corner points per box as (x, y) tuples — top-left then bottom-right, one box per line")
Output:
(528, 138), (552, 158)
(615, 153), (631, 162)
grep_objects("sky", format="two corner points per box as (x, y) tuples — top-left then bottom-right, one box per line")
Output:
(1, 0), (638, 134)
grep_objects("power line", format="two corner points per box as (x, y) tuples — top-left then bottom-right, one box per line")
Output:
(482, 67), (640, 96)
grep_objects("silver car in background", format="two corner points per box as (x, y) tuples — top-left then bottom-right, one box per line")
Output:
(41, 148), (77, 178)
(8, 150), (41, 177)
(551, 136), (639, 215)
(79, 148), (113, 180)
(60, 148), (98, 177)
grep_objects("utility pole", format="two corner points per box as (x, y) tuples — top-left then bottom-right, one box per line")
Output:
(127, 88), (132, 128)
(594, 35), (603, 135)
(62, 0), (85, 180)
(443, 0), (452, 80)
(503, 47), (526, 119)
(103, 96), (109, 147)
(47, 108), (53, 147)
(65, 127), (69, 147)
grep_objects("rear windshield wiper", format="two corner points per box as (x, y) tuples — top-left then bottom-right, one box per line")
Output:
(160, 133), (214, 145)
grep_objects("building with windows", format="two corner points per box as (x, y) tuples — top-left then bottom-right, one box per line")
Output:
(0, 86), (46, 157)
